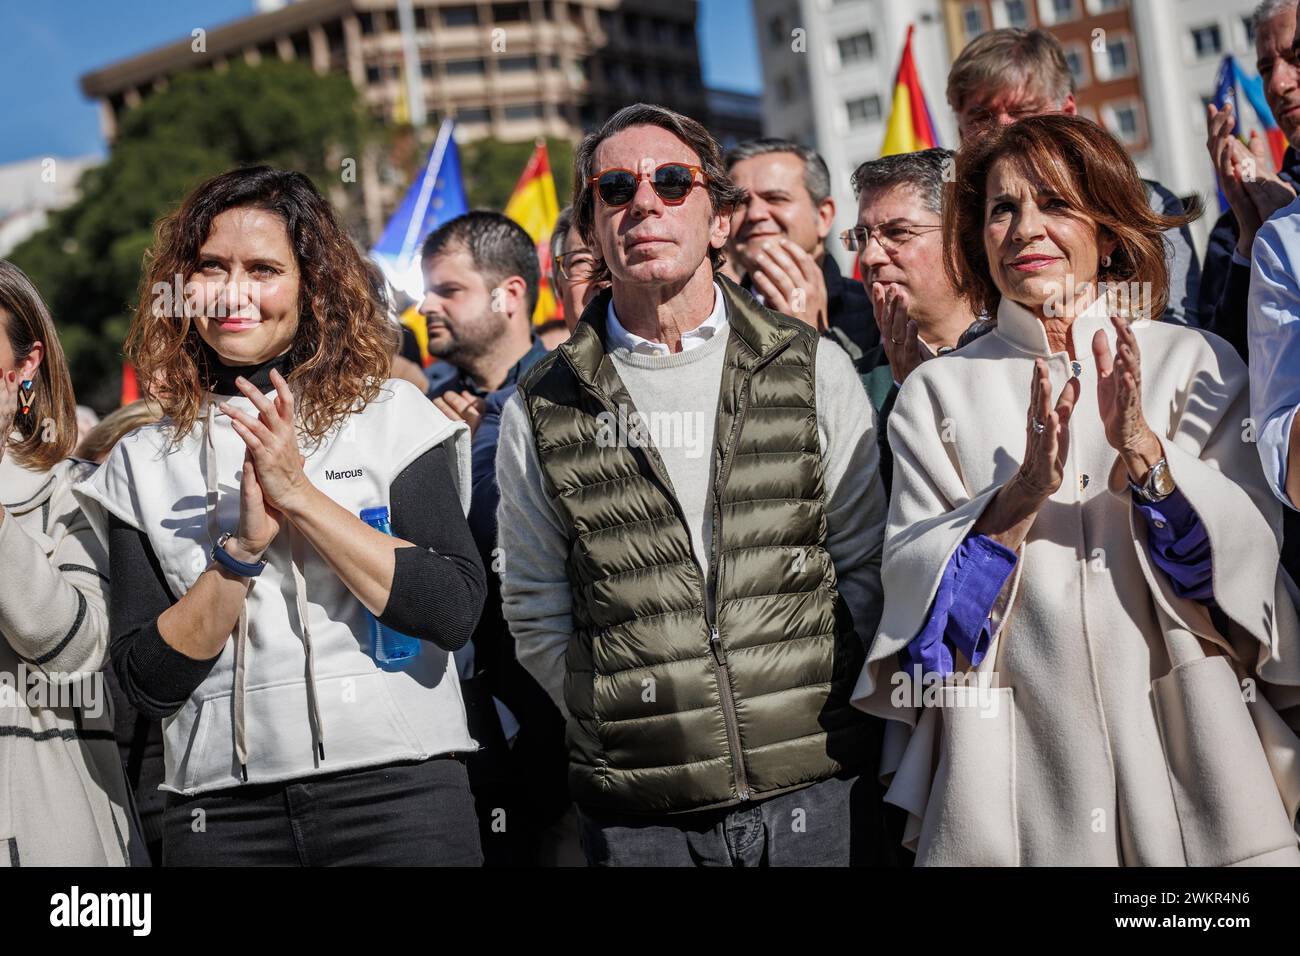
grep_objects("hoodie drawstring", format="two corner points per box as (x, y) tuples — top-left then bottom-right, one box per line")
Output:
(204, 395), (325, 782)
(204, 401), (250, 781)
(290, 527), (325, 762)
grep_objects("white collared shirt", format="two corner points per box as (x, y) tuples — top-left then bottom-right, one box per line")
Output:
(606, 282), (728, 355)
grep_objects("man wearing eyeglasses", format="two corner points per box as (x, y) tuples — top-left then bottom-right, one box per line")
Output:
(845, 148), (978, 495)
(549, 205), (610, 334)
(495, 103), (891, 866)
(723, 139), (879, 366)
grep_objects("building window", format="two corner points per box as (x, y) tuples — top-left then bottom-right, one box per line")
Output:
(1104, 34), (1134, 78)
(1045, 0), (1079, 23)
(777, 74), (794, 103)
(1104, 99), (1143, 144)
(492, 3), (528, 23)
(768, 15), (785, 47)
(413, 8), (428, 29)
(1244, 15), (1258, 45)
(624, 12), (640, 37)
(846, 94), (883, 127)
(1001, 0), (1030, 28)
(1090, 0), (1125, 10)
(365, 64), (382, 85)
(359, 12), (374, 34)
(962, 3), (985, 40)
(503, 103), (544, 121)
(678, 22), (694, 47)
(498, 55), (539, 72)
(837, 30), (875, 66)
(1063, 42), (1090, 88)
(1191, 23), (1223, 58)
(549, 54), (561, 70)
(420, 60), (434, 79)
(457, 106), (492, 123)
(446, 58), (485, 76)
(443, 6), (478, 27)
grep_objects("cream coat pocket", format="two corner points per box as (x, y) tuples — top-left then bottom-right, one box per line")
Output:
(1152, 655), (1299, 866)
(917, 684), (1018, 866)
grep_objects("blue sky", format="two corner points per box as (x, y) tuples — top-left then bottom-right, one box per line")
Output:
(0, 0), (762, 166)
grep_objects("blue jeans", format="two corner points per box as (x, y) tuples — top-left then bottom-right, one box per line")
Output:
(576, 772), (888, 867)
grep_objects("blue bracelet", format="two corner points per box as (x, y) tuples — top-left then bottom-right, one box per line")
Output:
(211, 532), (268, 577)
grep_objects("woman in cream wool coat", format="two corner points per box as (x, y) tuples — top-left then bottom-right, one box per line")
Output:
(0, 260), (145, 866)
(852, 115), (1300, 866)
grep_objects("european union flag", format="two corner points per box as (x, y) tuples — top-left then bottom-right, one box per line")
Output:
(372, 119), (468, 301)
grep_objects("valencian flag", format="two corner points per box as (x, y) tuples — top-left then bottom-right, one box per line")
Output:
(504, 139), (561, 326)
(1213, 54), (1288, 212)
(880, 24), (941, 157)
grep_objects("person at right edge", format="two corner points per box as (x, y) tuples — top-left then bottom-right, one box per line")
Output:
(496, 104), (891, 867)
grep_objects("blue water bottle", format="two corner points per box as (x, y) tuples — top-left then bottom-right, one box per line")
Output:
(359, 506), (421, 668)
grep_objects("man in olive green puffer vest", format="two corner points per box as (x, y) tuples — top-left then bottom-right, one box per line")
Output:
(495, 103), (891, 866)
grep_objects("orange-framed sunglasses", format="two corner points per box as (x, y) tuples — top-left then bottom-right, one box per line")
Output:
(589, 162), (708, 208)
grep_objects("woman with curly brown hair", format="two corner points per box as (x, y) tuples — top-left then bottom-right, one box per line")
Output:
(852, 115), (1300, 865)
(74, 166), (486, 866)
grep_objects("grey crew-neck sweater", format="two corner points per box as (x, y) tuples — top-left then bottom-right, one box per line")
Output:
(496, 326), (888, 718)
(606, 326), (728, 613)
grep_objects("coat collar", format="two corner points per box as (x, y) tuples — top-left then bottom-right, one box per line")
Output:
(560, 271), (797, 387)
(993, 293), (1115, 358)
(0, 440), (63, 515)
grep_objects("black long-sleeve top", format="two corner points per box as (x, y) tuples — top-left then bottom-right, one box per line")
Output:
(108, 350), (486, 720)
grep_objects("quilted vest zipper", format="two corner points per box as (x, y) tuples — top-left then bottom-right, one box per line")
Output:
(707, 338), (794, 802)
(708, 364), (753, 800)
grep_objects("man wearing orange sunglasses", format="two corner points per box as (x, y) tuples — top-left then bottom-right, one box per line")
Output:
(495, 103), (891, 867)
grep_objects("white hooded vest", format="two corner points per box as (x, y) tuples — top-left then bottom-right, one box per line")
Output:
(74, 378), (478, 796)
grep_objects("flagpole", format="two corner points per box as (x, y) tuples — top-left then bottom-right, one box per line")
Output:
(399, 119), (455, 263)
(397, 0), (426, 128)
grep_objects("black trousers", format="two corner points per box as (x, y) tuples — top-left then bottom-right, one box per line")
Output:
(161, 756), (482, 866)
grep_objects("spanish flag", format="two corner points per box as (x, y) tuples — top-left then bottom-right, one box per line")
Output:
(504, 140), (561, 326)
(880, 25), (941, 157)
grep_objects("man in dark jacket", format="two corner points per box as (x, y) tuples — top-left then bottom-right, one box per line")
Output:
(1199, 0), (1300, 361)
(724, 138), (882, 364)
(417, 211), (565, 865)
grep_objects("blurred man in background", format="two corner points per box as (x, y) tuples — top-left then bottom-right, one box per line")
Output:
(725, 138), (880, 365)
(1202, 0), (1300, 360)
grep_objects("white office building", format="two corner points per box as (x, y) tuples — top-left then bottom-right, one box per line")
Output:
(751, 0), (957, 272)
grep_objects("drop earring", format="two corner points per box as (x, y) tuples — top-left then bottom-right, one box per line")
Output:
(1101, 254), (1113, 268)
(19, 380), (34, 417)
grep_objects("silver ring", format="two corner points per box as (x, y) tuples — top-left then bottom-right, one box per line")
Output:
(1031, 419), (1045, 435)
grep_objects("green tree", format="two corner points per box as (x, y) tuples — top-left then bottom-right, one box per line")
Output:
(458, 136), (575, 211)
(9, 60), (371, 411)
